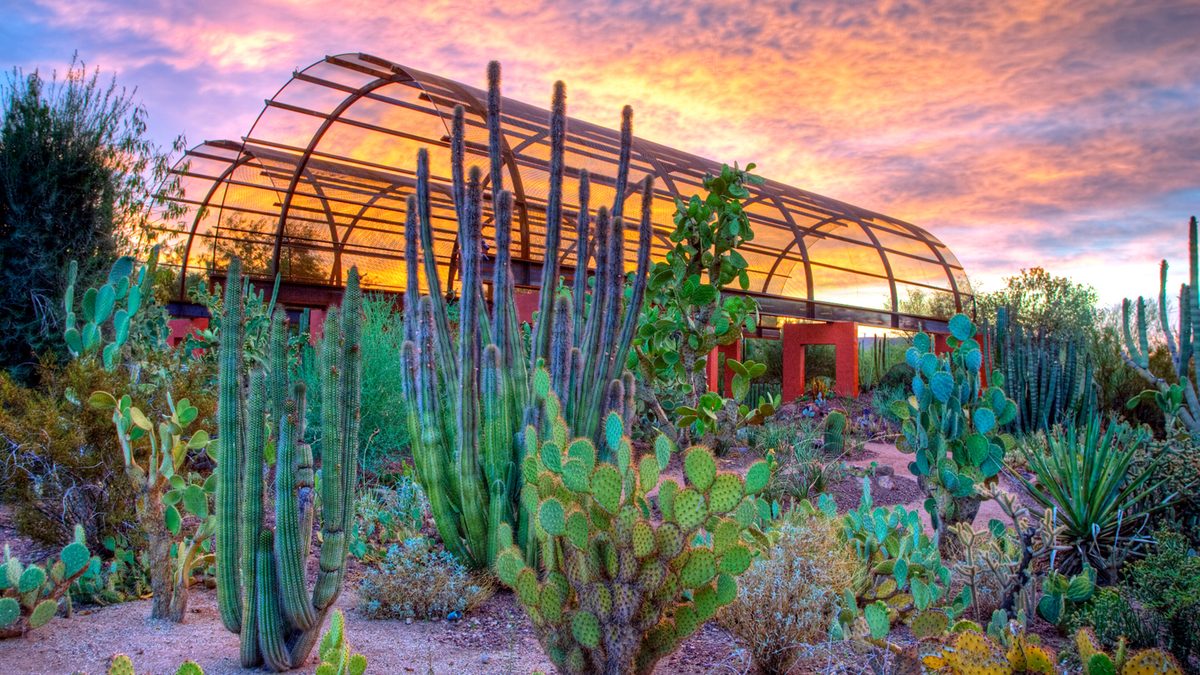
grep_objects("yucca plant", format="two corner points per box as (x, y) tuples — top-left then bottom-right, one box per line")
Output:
(1014, 415), (1172, 581)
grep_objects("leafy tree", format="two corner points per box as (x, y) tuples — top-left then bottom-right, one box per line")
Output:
(0, 57), (182, 382)
(629, 163), (775, 448)
(976, 267), (1099, 339)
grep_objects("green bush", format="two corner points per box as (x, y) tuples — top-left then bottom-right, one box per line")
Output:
(1125, 530), (1200, 666)
(349, 478), (427, 563)
(358, 537), (492, 621)
(719, 516), (857, 673)
(1067, 588), (1159, 651)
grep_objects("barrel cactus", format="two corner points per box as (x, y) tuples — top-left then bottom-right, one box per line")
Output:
(214, 258), (363, 670)
(493, 370), (768, 674)
(823, 410), (847, 454)
(893, 314), (1017, 550)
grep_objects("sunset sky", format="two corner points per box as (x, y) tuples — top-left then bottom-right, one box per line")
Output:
(3, 0), (1198, 305)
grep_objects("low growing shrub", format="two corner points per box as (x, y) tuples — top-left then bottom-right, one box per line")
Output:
(1124, 530), (1200, 666)
(720, 516), (857, 673)
(358, 537), (492, 621)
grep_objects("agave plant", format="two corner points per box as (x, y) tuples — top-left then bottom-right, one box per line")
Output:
(1014, 414), (1172, 581)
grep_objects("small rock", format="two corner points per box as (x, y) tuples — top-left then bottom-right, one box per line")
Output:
(877, 475), (895, 490)
(875, 465), (895, 476)
(481, 654), (491, 664)
(405, 617), (413, 625)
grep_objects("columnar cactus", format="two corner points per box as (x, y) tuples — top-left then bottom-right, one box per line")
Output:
(0, 526), (92, 638)
(402, 62), (653, 570)
(992, 306), (1096, 435)
(493, 370), (768, 674)
(893, 314), (1018, 550)
(215, 258), (362, 670)
(1122, 216), (1200, 440)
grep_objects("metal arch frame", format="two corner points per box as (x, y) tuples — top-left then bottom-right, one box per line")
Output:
(167, 52), (975, 330)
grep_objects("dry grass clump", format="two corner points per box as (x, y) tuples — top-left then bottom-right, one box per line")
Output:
(720, 515), (858, 674)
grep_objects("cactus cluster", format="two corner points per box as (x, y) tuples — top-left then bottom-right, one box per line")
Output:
(316, 609), (368, 675)
(1122, 216), (1200, 440)
(493, 372), (768, 674)
(1035, 565), (1095, 629)
(893, 314), (1018, 547)
(922, 628), (1057, 674)
(63, 248), (159, 370)
(214, 258), (363, 670)
(1077, 628), (1184, 675)
(107, 654), (204, 675)
(88, 390), (214, 622)
(991, 306), (1096, 435)
(828, 480), (968, 640)
(0, 526), (92, 638)
(823, 410), (847, 454)
(402, 62), (653, 570)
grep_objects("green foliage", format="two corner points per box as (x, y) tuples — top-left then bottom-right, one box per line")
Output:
(317, 609), (368, 675)
(629, 162), (774, 447)
(348, 479), (427, 563)
(894, 314), (1017, 545)
(1034, 565), (1095, 630)
(977, 267), (1100, 341)
(0, 58), (183, 382)
(1067, 588), (1159, 652)
(719, 516), (858, 673)
(88, 388), (213, 621)
(1014, 416), (1169, 580)
(402, 64), (652, 571)
(1076, 627), (1185, 675)
(1124, 530), (1200, 666)
(0, 525), (95, 638)
(214, 259), (363, 670)
(1121, 216), (1199, 440)
(494, 384), (767, 674)
(830, 480), (968, 640)
(70, 534), (152, 607)
(358, 537), (491, 621)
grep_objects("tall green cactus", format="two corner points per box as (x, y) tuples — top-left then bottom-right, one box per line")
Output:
(215, 258), (362, 670)
(402, 62), (653, 570)
(1122, 216), (1200, 440)
(893, 314), (1018, 551)
(992, 306), (1096, 435)
(494, 370), (767, 674)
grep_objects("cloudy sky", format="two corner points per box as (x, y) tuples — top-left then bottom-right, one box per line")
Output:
(4, 0), (1198, 304)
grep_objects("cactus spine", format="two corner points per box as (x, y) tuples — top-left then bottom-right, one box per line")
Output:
(215, 258), (362, 670)
(1122, 216), (1200, 440)
(402, 63), (653, 570)
(992, 306), (1096, 435)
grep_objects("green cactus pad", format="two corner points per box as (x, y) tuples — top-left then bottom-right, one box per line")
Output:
(516, 567), (540, 608)
(17, 565), (46, 594)
(566, 647), (587, 672)
(743, 460), (770, 494)
(175, 662), (204, 675)
(948, 313), (973, 341)
(718, 544), (752, 575)
(672, 488), (706, 531)
(864, 601), (890, 639)
(693, 585), (718, 621)
(0, 597), (19, 628)
(28, 598), (58, 629)
(568, 438), (597, 474)
(909, 609), (949, 639)
(638, 559), (667, 591)
(539, 582), (565, 623)
(541, 441), (564, 473)
(632, 520), (656, 558)
(679, 548), (716, 588)
(593, 583), (613, 617)
(716, 573), (737, 606)
(499, 547), (532, 583)
(656, 523), (685, 559)
(108, 654), (135, 675)
(707, 474), (743, 515)
(605, 412), (623, 454)
(522, 454), (541, 485)
(539, 498), (567, 536)
(683, 448), (716, 491)
(654, 434), (674, 470)
(565, 510), (590, 550)
(657, 479), (679, 521)
(711, 518), (741, 555)
(617, 439), (632, 476)
(638, 455), (660, 493)
(733, 498), (757, 526)
(61, 541), (90, 578)
(674, 603), (699, 639)
(562, 459), (591, 493)
(591, 465), (623, 513)
(930, 372), (954, 404)
(1120, 649), (1183, 675)
(1085, 654), (1117, 675)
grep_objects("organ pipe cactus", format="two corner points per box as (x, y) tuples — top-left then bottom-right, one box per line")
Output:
(992, 306), (1096, 435)
(1122, 216), (1200, 440)
(215, 257), (362, 670)
(494, 370), (768, 674)
(401, 62), (653, 570)
(893, 314), (1018, 552)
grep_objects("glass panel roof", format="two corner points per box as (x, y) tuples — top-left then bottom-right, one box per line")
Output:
(157, 53), (971, 327)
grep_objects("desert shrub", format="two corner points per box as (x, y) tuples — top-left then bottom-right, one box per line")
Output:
(1134, 438), (1200, 542)
(358, 537), (492, 621)
(1124, 530), (1200, 666)
(878, 362), (915, 391)
(869, 385), (906, 425)
(720, 516), (857, 673)
(349, 477), (427, 563)
(1067, 587), (1159, 651)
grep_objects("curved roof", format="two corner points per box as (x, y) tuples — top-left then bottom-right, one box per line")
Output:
(161, 53), (971, 330)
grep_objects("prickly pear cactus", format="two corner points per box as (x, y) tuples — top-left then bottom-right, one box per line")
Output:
(107, 654), (206, 675)
(63, 247), (161, 371)
(494, 370), (767, 674)
(893, 314), (1017, 548)
(0, 526), (93, 638)
(1076, 628), (1183, 675)
(316, 609), (368, 675)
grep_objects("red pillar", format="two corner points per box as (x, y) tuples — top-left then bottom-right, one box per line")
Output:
(167, 317), (209, 348)
(706, 340), (743, 395)
(514, 288), (539, 323)
(933, 332), (951, 355)
(782, 321), (860, 399)
(308, 308), (327, 346)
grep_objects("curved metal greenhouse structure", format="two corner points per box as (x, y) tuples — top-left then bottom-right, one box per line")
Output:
(160, 53), (971, 331)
